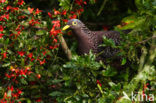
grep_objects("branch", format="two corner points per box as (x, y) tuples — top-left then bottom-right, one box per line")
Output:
(135, 36), (156, 45)
(97, 0), (108, 16)
(57, 35), (72, 60)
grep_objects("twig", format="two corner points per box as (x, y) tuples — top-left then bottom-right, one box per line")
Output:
(135, 36), (156, 45)
(97, 0), (108, 16)
(57, 34), (72, 60)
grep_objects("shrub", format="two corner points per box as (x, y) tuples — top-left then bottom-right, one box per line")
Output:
(0, 0), (155, 103)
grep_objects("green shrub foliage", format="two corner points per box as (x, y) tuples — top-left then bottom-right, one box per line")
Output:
(0, 0), (155, 102)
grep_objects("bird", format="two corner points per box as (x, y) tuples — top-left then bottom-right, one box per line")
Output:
(62, 19), (128, 62)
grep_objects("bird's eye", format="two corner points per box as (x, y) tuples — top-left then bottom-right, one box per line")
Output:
(72, 21), (77, 25)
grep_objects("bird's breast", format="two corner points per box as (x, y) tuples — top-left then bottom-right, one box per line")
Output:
(77, 37), (94, 55)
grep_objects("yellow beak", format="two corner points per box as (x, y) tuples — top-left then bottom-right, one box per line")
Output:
(62, 25), (70, 31)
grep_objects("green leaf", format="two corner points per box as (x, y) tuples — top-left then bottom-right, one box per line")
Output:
(52, 79), (63, 84)
(100, 36), (116, 48)
(89, 0), (96, 4)
(7, 90), (12, 97)
(49, 91), (63, 97)
(98, 97), (106, 103)
(101, 67), (117, 77)
(58, 0), (70, 10)
(5, 38), (9, 45)
(36, 30), (46, 35)
(20, 79), (28, 85)
(121, 58), (127, 65)
(2, 63), (11, 67)
(108, 82), (121, 91)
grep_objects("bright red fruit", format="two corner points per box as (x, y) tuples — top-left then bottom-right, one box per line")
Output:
(27, 53), (33, 58)
(0, 0), (6, 3)
(61, 10), (67, 15)
(36, 74), (41, 79)
(54, 9), (60, 15)
(3, 52), (7, 59)
(62, 19), (68, 23)
(52, 20), (60, 28)
(35, 8), (42, 15)
(36, 97), (42, 102)
(69, 15), (77, 19)
(0, 33), (4, 38)
(17, 51), (25, 56)
(0, 25), (3, 32)
(96, 80), (102, 87)
(28, 7), (34, 13)
(48, 12), (53, 19)
(18, 0), (24, 5)
(40, 59), (46, 65)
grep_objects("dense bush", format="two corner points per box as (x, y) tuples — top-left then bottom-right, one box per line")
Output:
(0, 0), (155, 103)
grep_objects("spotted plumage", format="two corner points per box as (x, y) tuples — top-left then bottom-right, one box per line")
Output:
(63, 19), (124, 61)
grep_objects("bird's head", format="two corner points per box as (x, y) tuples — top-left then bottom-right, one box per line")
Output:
(62, 19), (84, 31)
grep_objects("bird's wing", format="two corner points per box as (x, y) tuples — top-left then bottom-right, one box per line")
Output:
(93, 31), (121, 45)
(92, 31), (121, 58)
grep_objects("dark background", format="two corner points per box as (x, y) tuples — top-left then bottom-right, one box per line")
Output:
(25, 0), (137, 30)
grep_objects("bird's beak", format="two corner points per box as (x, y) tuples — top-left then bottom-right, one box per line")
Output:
(62, 25), (70, 31)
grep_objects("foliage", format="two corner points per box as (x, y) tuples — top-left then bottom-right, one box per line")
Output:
(0, 0), (156, 103)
